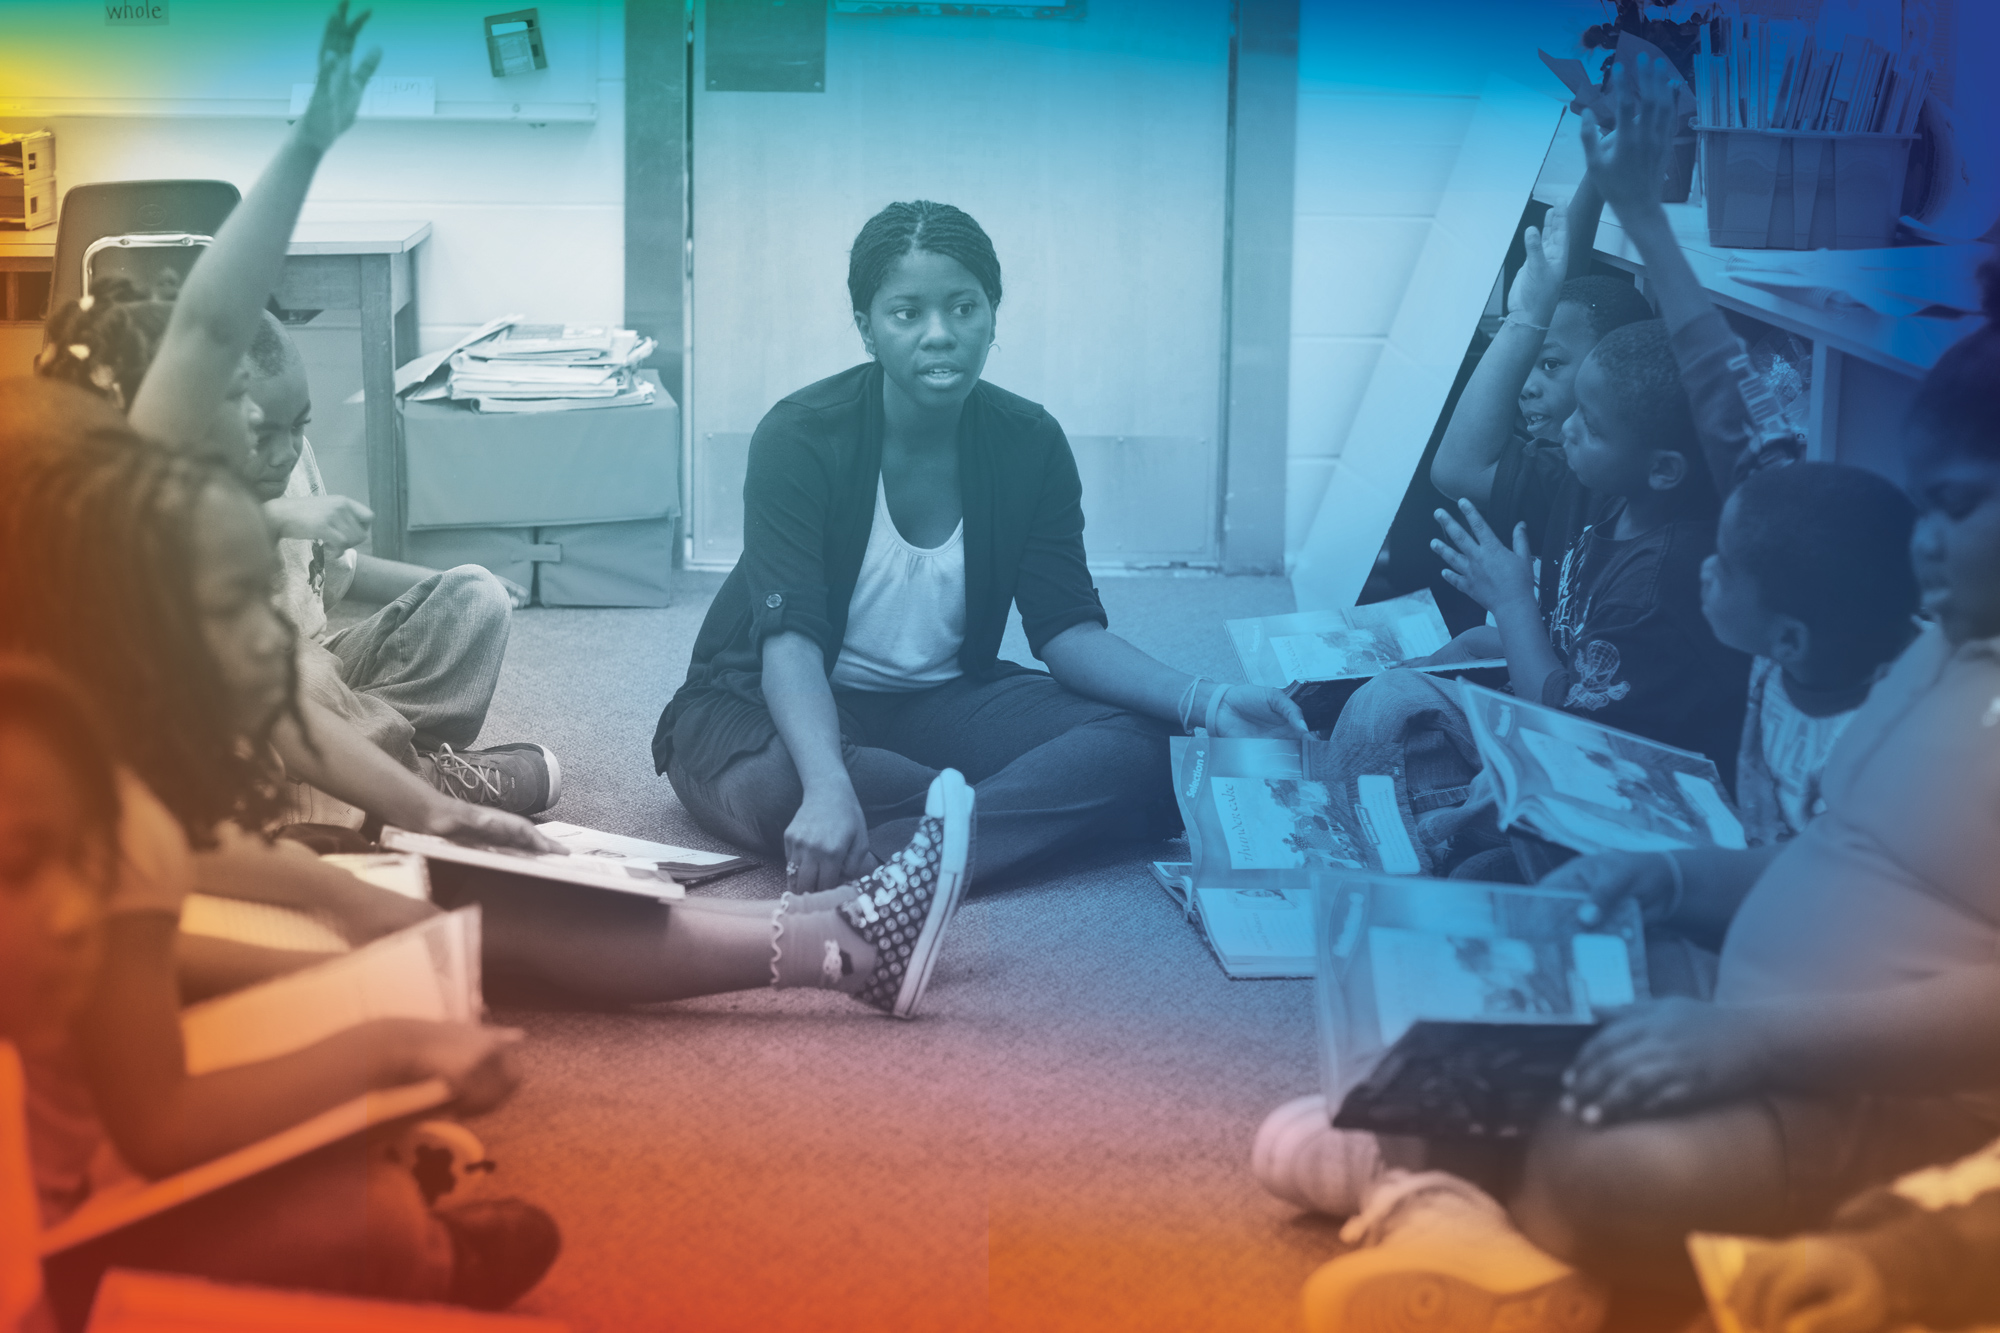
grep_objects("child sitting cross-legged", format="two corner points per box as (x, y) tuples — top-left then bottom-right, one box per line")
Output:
(243, 310), (561, 817)
(1701, 462), (1920, 846)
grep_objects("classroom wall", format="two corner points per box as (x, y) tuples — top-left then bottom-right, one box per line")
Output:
(1285, 0), (1603, 561)
(0, 1), (627, 501)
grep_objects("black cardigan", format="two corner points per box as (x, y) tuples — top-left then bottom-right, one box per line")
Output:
(652, 362), (1107, 775)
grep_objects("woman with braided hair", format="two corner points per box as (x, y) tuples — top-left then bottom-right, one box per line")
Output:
(655, 200), (1309, 898)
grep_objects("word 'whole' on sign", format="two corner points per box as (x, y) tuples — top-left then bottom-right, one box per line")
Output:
(105, 1), (169, 24)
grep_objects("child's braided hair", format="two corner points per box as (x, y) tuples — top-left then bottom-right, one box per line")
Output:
(34, 277), (175, 411)
(0, 379), (294, 846)
(847, 201), (1003, 314)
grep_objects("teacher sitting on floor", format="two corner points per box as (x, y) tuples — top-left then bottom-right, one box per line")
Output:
(653, 200), (1307, 895)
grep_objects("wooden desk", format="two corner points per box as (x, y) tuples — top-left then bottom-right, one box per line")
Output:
(1, 219), (431, 560)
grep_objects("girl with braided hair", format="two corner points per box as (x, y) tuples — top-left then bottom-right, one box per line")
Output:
(655, 200), (1308, 898)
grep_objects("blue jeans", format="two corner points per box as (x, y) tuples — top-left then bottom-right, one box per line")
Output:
(666, 671), (1179, 889)
(1323, 667), (1505, 874)
(297, 565), (513, 770)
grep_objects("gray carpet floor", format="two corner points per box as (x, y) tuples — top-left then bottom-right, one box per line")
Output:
(421, 571), (1357, 1331)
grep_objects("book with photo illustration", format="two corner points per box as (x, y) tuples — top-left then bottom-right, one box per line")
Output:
(1313, 872), (1647, 1140)
(42, 909), (486, 1254)
(1161, 734), (1423, 979)
(1225, 590), (1507, 731)
(1455, 682), (1748, 857)
(380, 823), (757, 901)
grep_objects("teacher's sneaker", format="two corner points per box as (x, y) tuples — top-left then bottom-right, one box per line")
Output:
(839, 769), (974, 1019)
(1301, 1171), (1606, 1333)
(425, 742), (562, 817)
(1253, 1093), (1386, 1217)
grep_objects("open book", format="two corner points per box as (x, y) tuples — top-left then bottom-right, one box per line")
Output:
(1314, 873), (1646, 1139)
(1225, 589), (1507, 731)
(381, 824), (756, 901)
(41, 909), (484, 1254)
(1456, 682), (1748, 855)
(1162, 734), (1421, 979)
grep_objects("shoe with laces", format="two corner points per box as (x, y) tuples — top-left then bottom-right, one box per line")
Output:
(1253, 1093), (1386, 1216)
(836, 769), (973, 1019)
(423, 743), (562, 817)
(1300, 1171), (1606, 1333)
(437, 1197), (562, 1310)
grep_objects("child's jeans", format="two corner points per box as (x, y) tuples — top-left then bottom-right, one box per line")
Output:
(1324, 668), (1503, 874)
(298, 565), (513, 771)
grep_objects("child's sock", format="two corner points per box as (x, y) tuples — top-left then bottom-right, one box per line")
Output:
(769, 898), (879, 993)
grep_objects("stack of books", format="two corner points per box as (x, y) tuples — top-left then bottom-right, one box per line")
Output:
(0, 130), (55, 231)
(409, 321), (659, 414)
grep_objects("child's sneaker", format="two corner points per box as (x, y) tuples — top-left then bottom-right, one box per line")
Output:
(837, 769), (974, 1018)
(1253, 1093), (1386, 1216)
(424, 742), (562, 817)
(1301, 1171), (1606, 1333)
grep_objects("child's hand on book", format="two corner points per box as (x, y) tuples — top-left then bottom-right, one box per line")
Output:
(1548, 851), (1680, 927)
(1581, 53), (1680, 219)
(295, 2), (382, 154)
(398, 1021), (525, 1117)
(1432, 498), (1536, 617)
(1728, 1236), (1889, 1333)
(424, 801), (566, 856)
(1560, 997), (1769, 1125)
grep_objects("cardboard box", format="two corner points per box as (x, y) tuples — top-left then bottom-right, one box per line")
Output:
(403, 519), (676, 607)
(402, 372), (679, 530)
(0, 130), (54, 180)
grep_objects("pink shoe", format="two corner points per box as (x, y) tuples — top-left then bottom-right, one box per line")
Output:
(1252, 1093), (1386, 1216)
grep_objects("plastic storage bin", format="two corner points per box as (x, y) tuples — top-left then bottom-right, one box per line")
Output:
(400, 371), (679, 606)
(1699, 129), (1915, 249)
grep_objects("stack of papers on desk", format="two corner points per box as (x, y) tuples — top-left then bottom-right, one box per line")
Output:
(405, 320), (660, 413)
(1724, 244), (1994, 317)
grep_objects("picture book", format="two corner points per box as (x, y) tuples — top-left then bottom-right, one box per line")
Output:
(381, 825), (706, 901)
(1456, 682), (1747, 856)
(534, 822), (757, 887)
(1224, 589), (1505, 730)
(1152, 855), (1317, 979)
(42, 910), (485, 1254)
(1313, 873), (1647, 1140)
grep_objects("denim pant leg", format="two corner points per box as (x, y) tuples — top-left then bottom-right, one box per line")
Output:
(846, 672), (1179, 888)
(1323, 668), (1493, 872)
(322, 565), (511, 753)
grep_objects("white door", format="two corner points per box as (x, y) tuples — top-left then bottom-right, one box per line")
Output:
(686, 0), (1230, 571)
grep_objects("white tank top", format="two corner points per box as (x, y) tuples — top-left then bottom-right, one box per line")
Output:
(830, 475), (967, 692)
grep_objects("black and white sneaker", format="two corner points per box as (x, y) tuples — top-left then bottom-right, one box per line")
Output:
(424, 742), (562, 817)
(838, 769), (973, 1019)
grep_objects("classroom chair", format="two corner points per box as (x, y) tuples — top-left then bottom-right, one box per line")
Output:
(48, 179), (241, 319)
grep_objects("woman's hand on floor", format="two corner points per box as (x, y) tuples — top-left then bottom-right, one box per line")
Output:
(1560, 997), (1771, 1126)
(1211, 686), (1309, 739)
(1730, 1237), (1890, 1333)
(785, 783), (876, 897)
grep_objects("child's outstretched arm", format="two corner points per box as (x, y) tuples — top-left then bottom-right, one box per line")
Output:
(1429, 209), (1570, 509)
(1585, 54), (1774, 494)
(127, 5), (378, 452)
(1564, 175), (1605, 281)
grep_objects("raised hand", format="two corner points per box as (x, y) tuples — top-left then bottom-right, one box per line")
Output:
(296, 2), (382, 154)
(1507, 206), (1570, 322)
(1581, 53), (1680, 218)
(1431, 497), (1536, 616)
